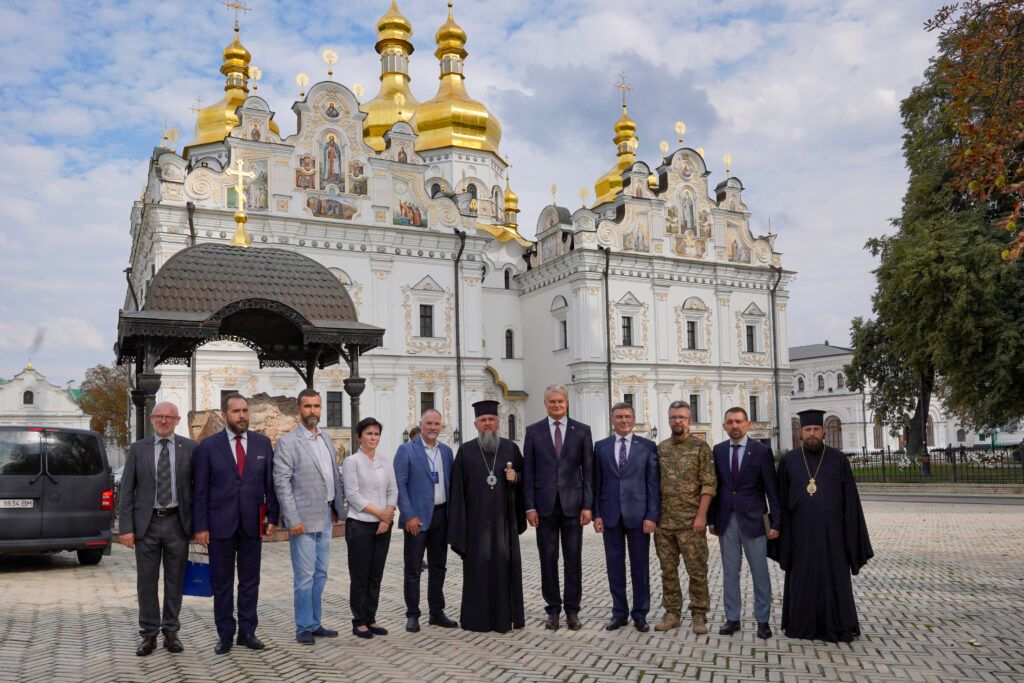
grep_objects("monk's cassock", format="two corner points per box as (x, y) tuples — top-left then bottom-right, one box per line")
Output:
(774, 444), (873, 642)
(448, 436), (527, 633)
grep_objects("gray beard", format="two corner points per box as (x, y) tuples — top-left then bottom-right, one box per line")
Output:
(478, 431), (499, 453)
(302, 415), (319, 429)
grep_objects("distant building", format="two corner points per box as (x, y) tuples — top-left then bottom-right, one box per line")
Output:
(0, 362), (91, 429)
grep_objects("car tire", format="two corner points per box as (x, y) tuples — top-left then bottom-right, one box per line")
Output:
(77, 549), (104, 565)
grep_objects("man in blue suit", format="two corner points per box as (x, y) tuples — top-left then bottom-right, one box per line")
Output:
(394, 408), (458, 633)
(708, 406), (781, 640)
(193, 393), (280, 655)
(593, 402), (660, 632)
(523, 385), (594, 631)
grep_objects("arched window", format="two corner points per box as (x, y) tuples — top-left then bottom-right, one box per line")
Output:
(791, 417), (801, 450)
(23, 390), (34, 406)
(837, 373), (845, 389)
(797, 377), (805, 392)
(431, 182), (441, 197)
(956, 428), (966, 443)
(508, 414), (517, 441)
(467, 183), (478, 200)
(504, 329), (514, 359)
(873, 417), (884, 449)
(817, 375), (825, 390)
(504, 269), (511, 290)
(824, 415), (843, 449)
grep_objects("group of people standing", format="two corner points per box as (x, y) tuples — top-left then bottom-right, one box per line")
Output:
(118, 385), (873, 658)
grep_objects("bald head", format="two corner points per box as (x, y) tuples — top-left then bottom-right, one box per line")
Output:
(149, 402), (181, 438)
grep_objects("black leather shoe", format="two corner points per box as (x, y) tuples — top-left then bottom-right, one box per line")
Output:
(236, 633), (265, 650)
(634, 618), (650, 633)
(406, 617), (421, 632)
(566, 613), (582, 630)
(757, 622), (773, 639)
(604, 617), (629, 631)
(312, 626), (338, 638)
(428, 612), (458, 628)
(545, 613), (560, 630)
(296, 630), (315, 645)
(719, 620), (741, 635)
(214, 637), (233, 655)
(162, 631), (184, 653)
(368, 624), (388, 636)
(352, 626), (373, 639)
(136, 635), (157, 656)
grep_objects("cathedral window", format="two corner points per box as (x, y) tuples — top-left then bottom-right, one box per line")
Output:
(508, 414), (517, 441)
(558, 320), (568, 350)
(621, 317), (634, 347)
(420, 392), (435, 414)
(22, 390), (34, 406)
(689, 393), (701, 423)
(467, 183), (477, 200)
(327, 392), (345, 427)
(824, 415), (843, 449)
(837, 373), (846, 389)
(504, 269), (511, 290)
(551, 296), (569, 351)
(745, 325), (756, 353)
(431, 183), (441, 197)
(797, 377), (805, 392)
(419, 304), (434, 337)
(686, 320), (698, 350)
(749, 395), (759, 423)
(817, 375), (825, 390)
(504, 329), (515, 359)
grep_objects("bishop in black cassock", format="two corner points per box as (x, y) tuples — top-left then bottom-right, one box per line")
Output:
(448, 400), (527, 633)
(774, 409), (873, 643)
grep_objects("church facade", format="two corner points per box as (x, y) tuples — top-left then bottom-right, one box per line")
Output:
(124, 3), (795, 456)
(0, 362), (91, 430)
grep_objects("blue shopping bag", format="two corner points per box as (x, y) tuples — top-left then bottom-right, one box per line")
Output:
(183, 544), (213, 597)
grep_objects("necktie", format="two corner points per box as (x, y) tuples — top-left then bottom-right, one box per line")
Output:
(731, 443), (741, 483)
(617, 438), (628, 473)
(553, 421), (563, 458)
(156, 439), (171, 507)
(235, 434), (246, 477)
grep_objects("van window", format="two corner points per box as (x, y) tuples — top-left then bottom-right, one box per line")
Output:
(45, 432), (103, 476)
(0, 431), (43, 475)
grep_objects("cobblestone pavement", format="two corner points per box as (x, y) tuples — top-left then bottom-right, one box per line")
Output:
(2, 501), (1022, 682)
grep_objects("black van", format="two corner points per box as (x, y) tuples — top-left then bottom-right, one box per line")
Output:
(0, 426), (114, 564)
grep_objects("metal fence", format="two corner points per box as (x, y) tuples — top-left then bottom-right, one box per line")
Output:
(846, 445), (1024, 484)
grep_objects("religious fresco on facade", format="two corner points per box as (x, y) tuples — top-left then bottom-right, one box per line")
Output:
(322, 100), (340, 120)
(391, 178), (428, 228)
(295, 154), (316, 189)
(250, 122), (261, 141)
(227, 159), (268, 211)
(622, 220), (649, 252)
(672, 233), (707, 259)
(726, 224), (752, 263)
(320, 134), (345, 191)
(307, 188), (357, 220)
(348, 160), (368, 196)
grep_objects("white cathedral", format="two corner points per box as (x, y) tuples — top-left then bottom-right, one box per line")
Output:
(125, 2), (795, 456)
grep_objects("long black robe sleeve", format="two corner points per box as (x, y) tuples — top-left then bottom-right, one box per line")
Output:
(840, 454), (874, 575)
(448, 444), (468, 558)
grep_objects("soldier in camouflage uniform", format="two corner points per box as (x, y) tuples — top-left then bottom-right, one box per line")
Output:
(654, 400), (716, 634)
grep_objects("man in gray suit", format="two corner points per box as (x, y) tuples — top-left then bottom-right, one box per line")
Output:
(273, 388), (345, 645)
(119, 401), (195, 656)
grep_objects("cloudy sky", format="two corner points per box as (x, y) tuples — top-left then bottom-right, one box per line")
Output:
(0, 0), (941, 385)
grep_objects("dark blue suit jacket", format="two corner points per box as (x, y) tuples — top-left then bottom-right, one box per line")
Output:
(393, 436), (453, 531)
(593, 433), (660, 530)
(193, 430), (280, 540)
(708, 439), (780, 538)
(523, 416), (594, 517)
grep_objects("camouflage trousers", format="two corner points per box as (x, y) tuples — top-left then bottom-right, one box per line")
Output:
(654, 527), (710, 616)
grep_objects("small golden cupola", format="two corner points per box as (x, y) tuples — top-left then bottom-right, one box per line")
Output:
(414, 1), (502, 154)
(361, 1), (420, 152)
(593, 104), (639, 206)
(503, 178), (520, 229)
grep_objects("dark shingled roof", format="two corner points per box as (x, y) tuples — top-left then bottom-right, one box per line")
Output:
(789, 343), (853, 361)
(143, 243), (355, 322)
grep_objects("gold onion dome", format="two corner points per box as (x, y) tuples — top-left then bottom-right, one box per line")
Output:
(362, 1), (420, 152)
(504, 179), (519, 211)
(593, 105), (639, 205)
(414, 1), (501, 154)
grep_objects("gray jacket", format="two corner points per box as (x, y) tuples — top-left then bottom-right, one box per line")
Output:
(119, 434), (196, 538)
(273, 425), (344, 533)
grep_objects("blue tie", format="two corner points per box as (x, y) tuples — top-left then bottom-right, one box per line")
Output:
(618, 438), (628, 473)
(731, 444), (741, 483)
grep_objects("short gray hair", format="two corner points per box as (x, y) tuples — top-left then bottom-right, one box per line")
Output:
(668, 400), (691, 412)
(544, 384), (569, 400)
(610, 402), (634, 416)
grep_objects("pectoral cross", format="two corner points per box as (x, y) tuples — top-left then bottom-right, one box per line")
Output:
(226, 158), (255, 209)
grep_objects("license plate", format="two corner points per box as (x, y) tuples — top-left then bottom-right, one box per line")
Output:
(0, 499), (34, 509)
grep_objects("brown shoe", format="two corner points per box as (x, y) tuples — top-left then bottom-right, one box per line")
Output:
(692, 613), (708, 635)
(654, 612), (681, 632)
(163, 631), (184, 653)
(136, 635), (157, 656)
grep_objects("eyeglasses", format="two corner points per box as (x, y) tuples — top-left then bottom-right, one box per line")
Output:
(151, 415), (180, 421)
(668, 416), (692, 422)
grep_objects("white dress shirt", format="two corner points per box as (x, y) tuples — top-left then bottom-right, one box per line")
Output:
(548, 415), (568, 447)
(298, 423), (336, 503)
(729, 435), (750, 471)
(225, 429), (248, 465)
(421, 438), (446, 505)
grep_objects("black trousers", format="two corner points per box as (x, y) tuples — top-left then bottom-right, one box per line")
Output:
(402, 503), (449, 618)
(134, 512), (188, 636)
(346, 519), (392, 627)
(208, 526), (263, 639)
(537, 498), (583, 615)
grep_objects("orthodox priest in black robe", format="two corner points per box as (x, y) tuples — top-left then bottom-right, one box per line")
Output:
(773, 409), (873, 643)
(448, 400), (527, 633)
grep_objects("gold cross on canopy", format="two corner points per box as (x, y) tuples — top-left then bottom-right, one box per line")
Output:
(226, 158), (255, 247)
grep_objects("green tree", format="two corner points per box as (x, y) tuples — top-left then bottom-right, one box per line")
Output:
(78, 363), (129, 448)
(846, 38), (1024, 456)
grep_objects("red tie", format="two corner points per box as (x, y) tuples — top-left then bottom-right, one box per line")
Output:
(235, 434), (246, 477)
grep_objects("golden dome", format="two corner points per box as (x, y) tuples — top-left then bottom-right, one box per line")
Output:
(414, 2), (501, 154)
(593, 105), (639, 205)
(362, 1), (420, 152)
(186, 24), (253, 152)
(504, 179), (519, 212)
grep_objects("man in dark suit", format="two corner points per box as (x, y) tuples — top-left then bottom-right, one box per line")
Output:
(193, 393), (279, 654)
(523, 384), (594, 630)
(119, 401), (195, 656)
(708, 406), (781, 640)
(593, 402), (660, 632)
(394, 408), (457, 632)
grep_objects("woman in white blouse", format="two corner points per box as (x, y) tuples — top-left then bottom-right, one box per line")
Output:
(342, 417), (398, 638)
